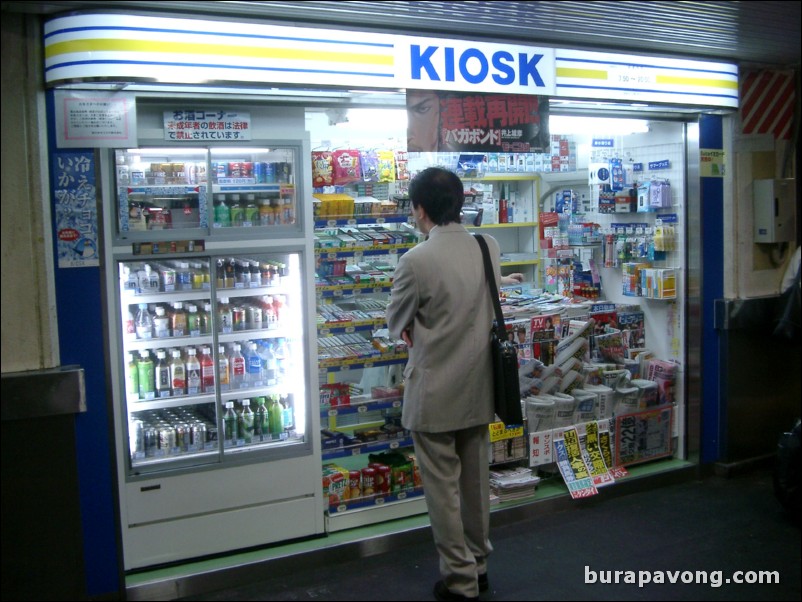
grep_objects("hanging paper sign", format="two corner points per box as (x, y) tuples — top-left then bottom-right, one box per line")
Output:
(592, 138), (615, 148)
(700, 149), (726, 177)
(648, 159), (671, 170)
(633, 163), (644, 172)
(164, 110), (251, 141)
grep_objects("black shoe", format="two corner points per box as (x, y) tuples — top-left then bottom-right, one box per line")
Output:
(478, 573), (489, 592)
(433, 580), (479, 601)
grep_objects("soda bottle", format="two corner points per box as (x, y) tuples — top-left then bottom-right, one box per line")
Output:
(218, 345), (230, 392)
(154, 350), (171, 398)
(254, 397), (268, 441)
(187, 303), (201, 337)
(243, 194), (258, 227)
(224, 259), (237, 288)
(230, 343), (246, 388)
(262, 296), (277, 329)
(249, 260), (262, 287)
(218, 297), (233, 334)
(137, 350), (155, 400)
(223, 401), (238, 445)
(191, 262), (204, 290)
(170, 349), (186, 396)
(135, 303), (153, 340)
(126, 352), (139, 401)
(259, 198), (272, 226)
(153, 305), (170, 339)
(214, 194), (231, 228)
(147, 264), (161, 292)
(200, 346), (215, 393)
(239, 399), (254, 443)
(177, 262), (192, 291)
(185, 347), (201, 395)
(171, 301), (188, 337)
(280, 395), (294, 431)
(268, 395), (283, 437)
(263, 341), (278, 386)
(245, 342), (263, 385)
(229, 194), (244, 227)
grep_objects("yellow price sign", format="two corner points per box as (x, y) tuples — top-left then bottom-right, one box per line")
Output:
(488, 421), (524, 442)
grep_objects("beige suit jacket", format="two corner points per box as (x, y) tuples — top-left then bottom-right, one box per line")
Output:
(386, 223), (500, 432)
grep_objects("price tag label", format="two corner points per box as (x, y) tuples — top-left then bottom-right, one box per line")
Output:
(333, 289), (344, 297)
(337, 504), (347, 513)
(354, 252), (363, 260)
(357, 405), (368, 413)
(326, 220), (337, 227)
(376, 217), (385, 224)
(326, 252), (338, 260)
(350, 448), (361, 456)
(320, 328), (331, 336)
(345, 326), (355, 334)
(373, 287), (383, 294)
(328, 409), (338, 417)
(390, 441), (399, 449)
(363, 362), (374, 369)
(388, 248), (398, 255)
(397, 492), (407, 500)
(392, 400), (401, 408)
(374, 496), (385, 505)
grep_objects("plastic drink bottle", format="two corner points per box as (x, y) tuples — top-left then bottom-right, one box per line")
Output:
(218, 345), (230, 392)
(223, 401), (237, 445)
(218, 297), (233, 334)
(154, 350), (171, 398)
(187, 304), (200, 336)
(126, 353), (139, 401)
(254, 397), (268, 441)
(135, 303), (153, 340)
(153, 305), (170, 338)
(137, 350), (155, 399)
(230, 343), (246, 388)
(171, 301), (188, 337)
(200, 303), (213, 335)
(214, 194), (231, 227)
(185, 348), (201, 394)
(239, 399), (254, 443)
(268, 395), (283, 437)
(281, 395), (294, 430)
(200, 346), (215, 393)
(170, 349), (186, 396)
(246, 342), (263, 385)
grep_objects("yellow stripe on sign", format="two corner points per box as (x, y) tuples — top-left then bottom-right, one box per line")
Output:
(556, 67), (608, 80)
(45, 39), (394, 66)
(656, 74), (738, 89)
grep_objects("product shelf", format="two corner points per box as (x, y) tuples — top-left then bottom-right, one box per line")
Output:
(317, 318), (386, 335)
(321, 396), (403, 418)
(318, 354), (408, 373)
(316, 283), (394, 297)
(466, 222), (538, 229)
(124, 334), (215, 353)
(314, 243), (414, 259)
(127, 392), (217, 412)
(321, 436), (415, 461)
(327, 486), (425, 515)
(314, 216), (410, 228)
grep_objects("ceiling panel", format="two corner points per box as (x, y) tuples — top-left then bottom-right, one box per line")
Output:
(3, 0), (800, 67)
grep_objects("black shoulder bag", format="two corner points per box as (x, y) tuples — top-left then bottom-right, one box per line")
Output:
(475, 235), (523, 427)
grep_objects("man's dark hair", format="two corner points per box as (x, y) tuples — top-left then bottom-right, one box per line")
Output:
(408, 167), (464, 225)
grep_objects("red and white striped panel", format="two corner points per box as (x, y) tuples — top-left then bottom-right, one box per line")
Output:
(740, 70), (795, 140)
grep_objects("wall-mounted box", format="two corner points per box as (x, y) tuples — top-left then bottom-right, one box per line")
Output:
(753, 179), (796, 243)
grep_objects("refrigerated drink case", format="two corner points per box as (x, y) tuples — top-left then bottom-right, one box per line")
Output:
(105, 135), (322, 570)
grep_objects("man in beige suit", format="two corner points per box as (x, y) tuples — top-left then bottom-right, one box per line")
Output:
(386, 167), (501, 601)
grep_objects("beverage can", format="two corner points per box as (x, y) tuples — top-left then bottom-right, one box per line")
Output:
(191, 423), (207, 451)
(144, 427), (158, 457)
(130, 420), (145, 456)
(375, 464), (391, 495)
(158, 426), (176, 454)
(232, 307), (246, 331)
(361, 467), (377, 496)
(175, 423), (191, 452)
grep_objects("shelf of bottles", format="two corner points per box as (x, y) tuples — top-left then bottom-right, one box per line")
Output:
(120, 252), (307, 469)
(114, 146), (298, 235)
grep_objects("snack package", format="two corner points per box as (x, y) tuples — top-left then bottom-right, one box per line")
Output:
(360, 149), (380, 182)
(395, 150), (410, 181)
(312, 151), (333, 188)
(331, 149), (362, 186)
(377, 150), (396, 183)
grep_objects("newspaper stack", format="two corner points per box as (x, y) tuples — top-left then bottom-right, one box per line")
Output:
(489, 466), (541, 502)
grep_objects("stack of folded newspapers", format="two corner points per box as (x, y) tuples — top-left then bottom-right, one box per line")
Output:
(489, 466), (541, 502)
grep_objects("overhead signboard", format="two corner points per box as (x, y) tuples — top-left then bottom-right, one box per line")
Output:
(43, 14), (738, 108)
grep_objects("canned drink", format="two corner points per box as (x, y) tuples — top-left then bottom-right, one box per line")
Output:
(232, 307), (246, 331)
(206, 425), (218, 442)
(174, 423), (191, 452)
(254, 162), (266, 184)
(212, 162), (227, 182)
(349, 470), (362, 499)
(241, 162), (253, 178)
(191, 423), (207, 450)
(228, 162), (243, 178)
(130, 420), (145, 455)
(158, 426), (176, 454)
(264, 162), (275, 183)
(247, 305), (262, 330)
(144, 427), (158, 457)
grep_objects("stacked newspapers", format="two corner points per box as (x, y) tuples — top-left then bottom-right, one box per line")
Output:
(489, 466), (541, 502)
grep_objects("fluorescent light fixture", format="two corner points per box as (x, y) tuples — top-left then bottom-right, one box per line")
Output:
(549, 116), (650, 135)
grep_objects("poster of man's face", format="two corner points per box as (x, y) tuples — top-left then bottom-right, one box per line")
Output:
(406, 90), (549, 153)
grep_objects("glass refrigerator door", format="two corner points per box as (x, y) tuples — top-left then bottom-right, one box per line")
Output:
(209, 146), (299, 234)
(114, 148), (209, 237)
(214, 252), (307, 455)
(119, 256), (218, 473)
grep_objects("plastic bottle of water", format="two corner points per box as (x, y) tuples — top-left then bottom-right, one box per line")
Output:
(135, 303), (153, 340)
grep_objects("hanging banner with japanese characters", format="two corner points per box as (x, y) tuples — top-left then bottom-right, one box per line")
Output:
(163, 110), (252, 141)
(406, 91), (548, 153)
(54, 90), (137, 149)
(53, 151), (99, 268)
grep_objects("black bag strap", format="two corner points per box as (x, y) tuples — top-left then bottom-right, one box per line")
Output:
(475, 235), (506, 338)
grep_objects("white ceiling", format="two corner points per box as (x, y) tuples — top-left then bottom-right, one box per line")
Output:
(3, 0), (800, 67)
